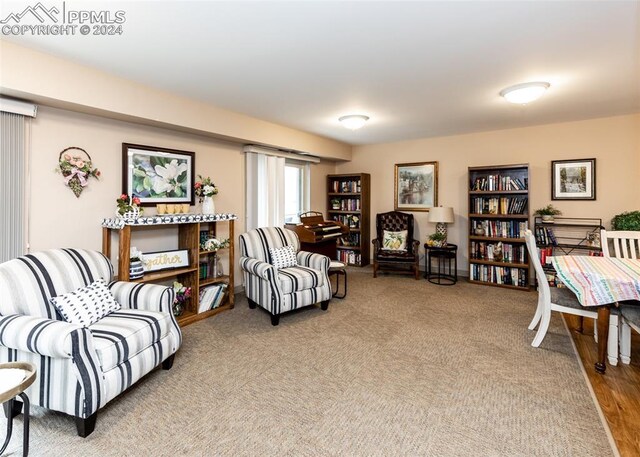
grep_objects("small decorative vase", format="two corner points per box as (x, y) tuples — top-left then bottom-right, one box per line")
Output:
(210, 252), (224, 278)
(202, 196), (215, 215)
(542, 215), (554, 223)
(129, 259), (144, 279)
(172, 301), (184, 317)
(117, 207), (142, 220)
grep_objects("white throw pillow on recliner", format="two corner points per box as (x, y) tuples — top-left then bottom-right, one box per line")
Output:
(269, 245), (298, 269)
(50, 279), (121, 327)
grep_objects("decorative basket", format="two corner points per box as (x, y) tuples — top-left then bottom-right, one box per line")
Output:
(58, 147), (99, 198)
(116, 207), (142, 220)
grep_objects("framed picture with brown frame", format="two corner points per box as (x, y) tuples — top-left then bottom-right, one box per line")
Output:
(394, 161), (438, 211)
(551, 158), (596, 200)
(122, 143), (195, 206)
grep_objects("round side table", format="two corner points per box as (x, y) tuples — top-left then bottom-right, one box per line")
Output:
(1, 362), (37, 457)
(424, 243), (458, 285)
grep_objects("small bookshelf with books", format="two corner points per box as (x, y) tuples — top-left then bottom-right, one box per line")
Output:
(327, 173), (371, 267)
(468, 164), (530, 290)
(533, 216), (603, 287)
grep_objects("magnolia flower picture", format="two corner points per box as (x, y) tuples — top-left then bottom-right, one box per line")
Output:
(122, 143), (195, 205)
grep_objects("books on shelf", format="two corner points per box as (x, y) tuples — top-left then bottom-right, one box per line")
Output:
(331, 179), (362, 193)
(470, 264), (528, 287)
(330, 198), (361, 211)
(471, 220), (528, 238)
(471, 175), (528, 191)
(470, 196), (528, 215)
(337, 249), (360, 265)
(470, 241), (526, 264)
(534, 226), (558, 246)
(198, 283), (228, 313)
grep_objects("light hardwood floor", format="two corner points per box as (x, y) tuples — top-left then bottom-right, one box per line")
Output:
(564, 314), (640, 457)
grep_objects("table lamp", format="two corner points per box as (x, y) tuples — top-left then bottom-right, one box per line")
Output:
(428, 206), (455, 245)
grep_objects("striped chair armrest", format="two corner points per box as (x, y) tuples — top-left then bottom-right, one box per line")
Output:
(240, 257), (277, 280)
(0, 314), (81, 358)
(108, 282), (174, 313)
(296, 251), (330, 273)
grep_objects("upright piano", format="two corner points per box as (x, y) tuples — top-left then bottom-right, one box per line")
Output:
(286, 211), (349, 259)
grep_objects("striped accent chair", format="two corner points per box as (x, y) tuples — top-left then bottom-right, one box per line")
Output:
(0, 249), (182, 437)
(239, 227), (332, 326)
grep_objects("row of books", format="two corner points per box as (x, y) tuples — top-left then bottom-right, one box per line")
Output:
(534, 226), (558, 246)
(331, 214), (360, 229)
(339, 233), (360, 247)
(470, 197), (528, 215)
(536, 247), (554, 266)
(332, 198), (361, 211)
(330, 179), (362, 193)
(199, 261), (210, 280)
(470, 264), (528, 287)
(337, 250), (361, 265)
(470, 241), (527, 264)
(471, 175), (527, 191)
(198, 284), (227, 313)
(471, 220), (528, 239)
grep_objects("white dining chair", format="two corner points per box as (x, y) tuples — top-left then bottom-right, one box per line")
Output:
(601, 229), (640, 364)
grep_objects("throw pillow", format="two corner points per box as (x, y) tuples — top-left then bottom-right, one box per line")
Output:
(50, 279), (121, 327)
(382, 230), (408, 251)
(269, 245), (297, 269)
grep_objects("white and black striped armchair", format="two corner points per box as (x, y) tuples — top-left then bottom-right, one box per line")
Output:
(239, 227), (332, 325)
(0, 249), (182, 437)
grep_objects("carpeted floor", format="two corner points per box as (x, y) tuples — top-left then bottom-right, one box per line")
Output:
(1, 269), (614, 456)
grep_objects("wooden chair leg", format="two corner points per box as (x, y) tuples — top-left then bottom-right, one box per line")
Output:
(531, 310), (551, 348)
(248, 299), (257, 309)
(620, 319), (631, 364)
(162, 354), (175, 370)
(76, 412), (98, 438)
(321, 300), (330, 310)
(270, 314), (280, 326)
(373, 262), (378, 278)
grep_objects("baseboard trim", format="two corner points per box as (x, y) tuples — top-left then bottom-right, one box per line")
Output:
(562, 315), (620, 457)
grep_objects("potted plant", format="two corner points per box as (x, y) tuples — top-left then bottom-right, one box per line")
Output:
(534, 204), (562, 223)
(612, 211), (640, 231)
(172, 281), (191, 317)
(116, 194), (143, 219)
(331, 198), (341, 210)
(427, 233), (447, 247)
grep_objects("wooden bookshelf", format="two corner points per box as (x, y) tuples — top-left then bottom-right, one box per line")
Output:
(327, 173), (371, 266)
(468, 164), (530, 291)
(102, 215), (236, 327)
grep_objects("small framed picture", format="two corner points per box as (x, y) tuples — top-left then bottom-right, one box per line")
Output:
(394, 162), (438, 211)
(551, 158), (596, 200)
(122, 143), (195, 206)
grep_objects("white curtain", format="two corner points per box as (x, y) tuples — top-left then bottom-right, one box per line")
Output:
(0, 112), (29, 262)
(246, 152), (285, 230)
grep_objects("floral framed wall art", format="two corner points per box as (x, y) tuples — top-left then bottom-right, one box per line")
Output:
(394, 161), (438, 211)
(551, 158), (596, 200)
(122, 143), (195, 206)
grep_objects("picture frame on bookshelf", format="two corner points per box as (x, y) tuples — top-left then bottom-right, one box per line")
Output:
(394, 161), (438, 211)
(142, 249), (190, 273)
(551, 158), (596, 200)
(122, 143), (195, 206)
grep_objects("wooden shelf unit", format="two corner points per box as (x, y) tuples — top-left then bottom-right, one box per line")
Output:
(468, 164), (530, 291)
(327, 173), (370, 266)
(533, 216), (603, 287)
(102, 216), (235, 327)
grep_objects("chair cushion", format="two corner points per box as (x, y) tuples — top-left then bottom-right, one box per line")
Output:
(278, 266), (325, 294)
(50, 279), (121, 327)
(269, 245), (297, 269)
(382, 230), (408, 251)
(550, 287), (584, 309)
(620, 303), (640, 328)
(89, 309), (171, 372)
(377, 249), (417, 261)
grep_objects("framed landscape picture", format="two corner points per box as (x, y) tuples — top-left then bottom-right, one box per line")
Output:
(394, 161), (438, 211)
(122, 143), (195, 206)
(551, 158), (596, 200)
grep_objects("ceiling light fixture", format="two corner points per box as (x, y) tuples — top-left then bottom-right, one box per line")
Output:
(500, 82), (550, 104)
(339, 114), (370, 130)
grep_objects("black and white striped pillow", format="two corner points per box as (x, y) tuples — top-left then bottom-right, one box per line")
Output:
(50, 279), (121, 327)
(269, 245), (297, 269)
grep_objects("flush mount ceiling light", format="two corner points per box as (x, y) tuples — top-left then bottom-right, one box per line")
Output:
(500, 82), (550, 104)
(339, 114), (370, 130)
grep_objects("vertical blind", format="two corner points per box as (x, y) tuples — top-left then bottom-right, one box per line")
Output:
(0, 112), (27, 262)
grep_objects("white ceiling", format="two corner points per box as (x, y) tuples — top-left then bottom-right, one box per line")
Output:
(3, 1), (640, 145)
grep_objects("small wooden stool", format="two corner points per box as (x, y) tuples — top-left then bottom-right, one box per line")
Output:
(329, 261), (347, 299)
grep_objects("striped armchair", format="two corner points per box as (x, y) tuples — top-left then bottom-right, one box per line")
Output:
(0, 249), (182, 437)
(239, 227), (332, 325)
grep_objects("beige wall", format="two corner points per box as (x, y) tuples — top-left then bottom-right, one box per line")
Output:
(336, 114), (640, 273)
(0, 40), (351, 161)
(28, 106), (336, 284)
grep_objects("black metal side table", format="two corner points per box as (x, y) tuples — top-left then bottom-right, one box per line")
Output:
(424, 243), (458, 285)
(1, 362), (36, 457)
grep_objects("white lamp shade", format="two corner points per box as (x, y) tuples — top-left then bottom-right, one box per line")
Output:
(428, 206), (454, 223)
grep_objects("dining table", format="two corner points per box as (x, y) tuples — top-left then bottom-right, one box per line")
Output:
(550, 255), (640, 374)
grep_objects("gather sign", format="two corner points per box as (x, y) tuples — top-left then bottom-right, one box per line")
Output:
(143, 249), (189, 272)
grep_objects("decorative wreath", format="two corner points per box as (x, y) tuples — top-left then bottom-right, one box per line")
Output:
(57, 147), (100, 198)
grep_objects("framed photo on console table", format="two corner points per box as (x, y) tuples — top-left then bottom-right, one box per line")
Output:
(551, 158), (596, 200)
(123, 143), (195, 206)
(394, 161), (438, 211)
